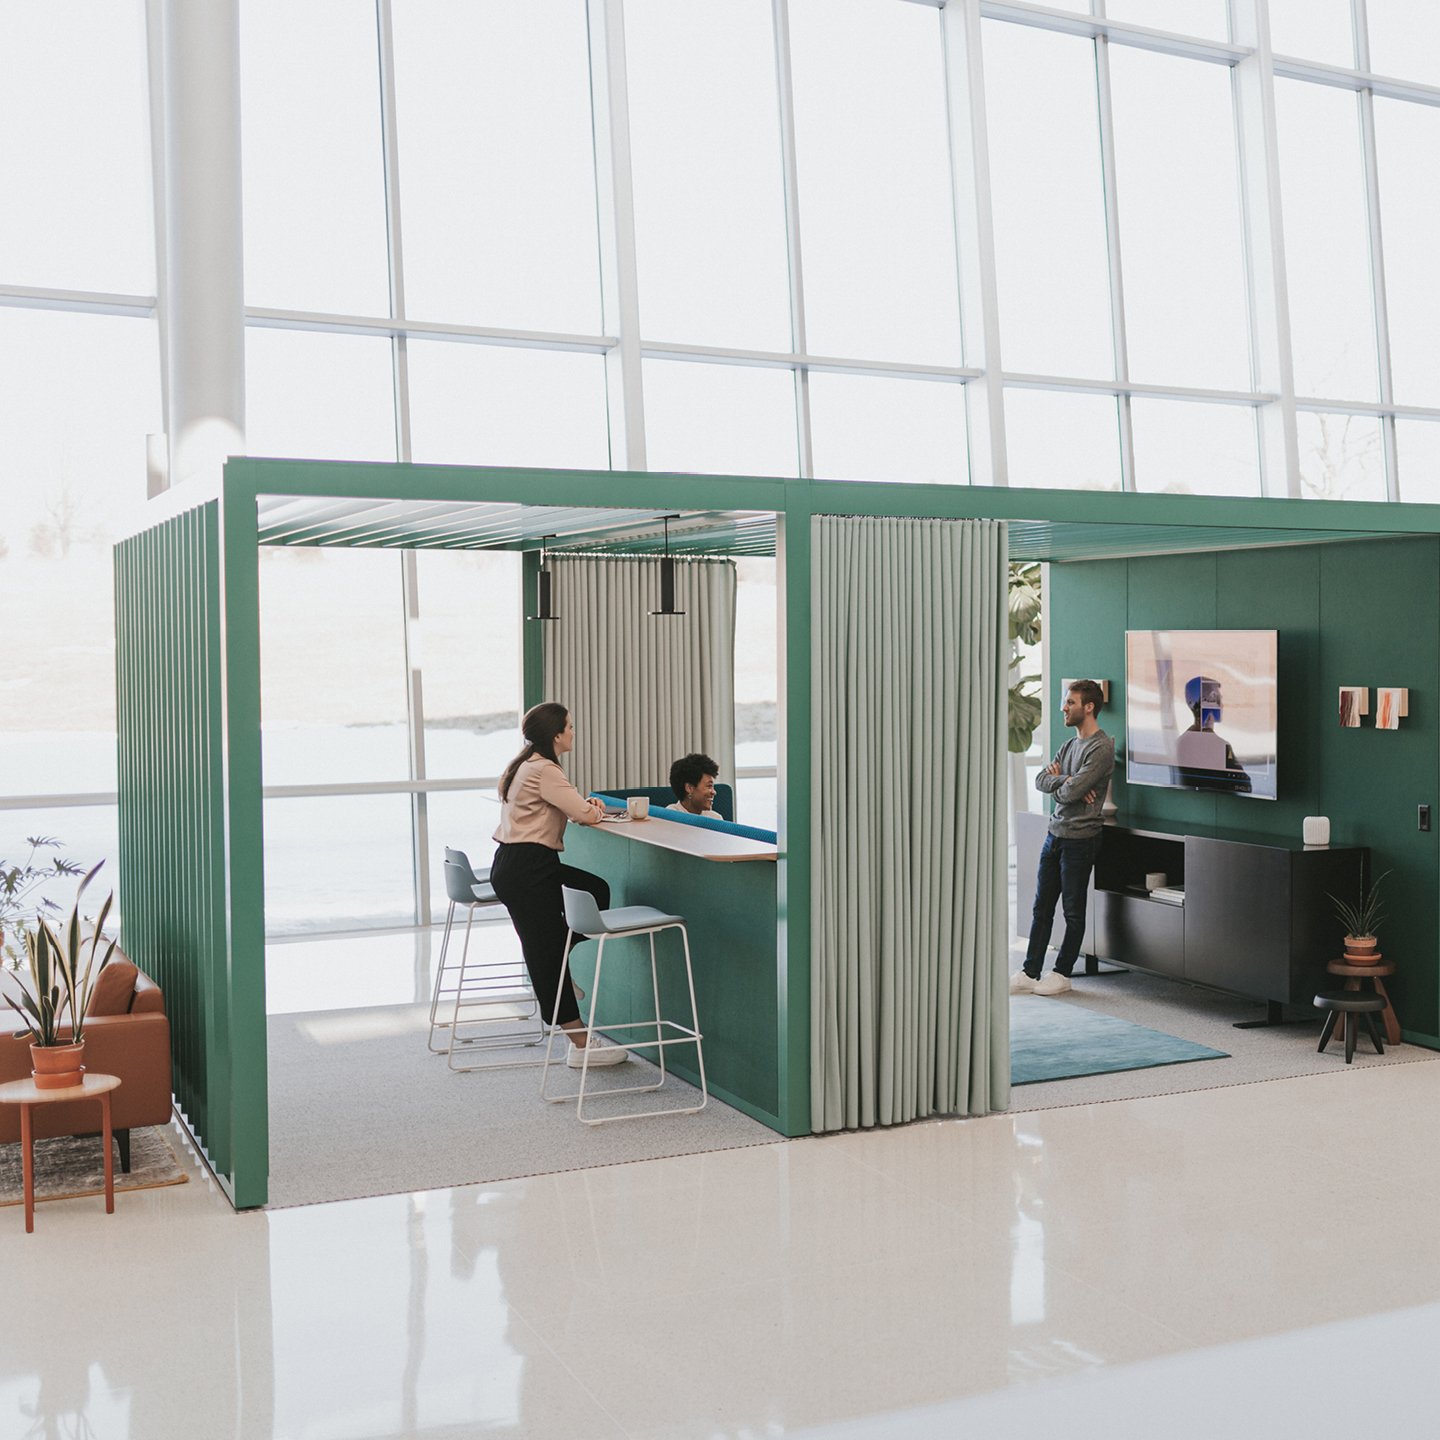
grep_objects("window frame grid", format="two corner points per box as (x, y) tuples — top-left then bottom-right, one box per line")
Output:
(12, 0), (1440, 934)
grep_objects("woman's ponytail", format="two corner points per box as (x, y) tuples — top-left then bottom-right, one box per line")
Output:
(498, 702), (570, 801)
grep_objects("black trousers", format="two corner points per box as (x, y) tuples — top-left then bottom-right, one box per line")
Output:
(489, 842), (610, 1028)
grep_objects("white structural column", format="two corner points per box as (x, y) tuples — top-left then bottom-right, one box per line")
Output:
(157, 0), (246, 489)
(587, 0), (647, 471)
(941, 0), (1008, 486)
(1229, 0), (1300, 497)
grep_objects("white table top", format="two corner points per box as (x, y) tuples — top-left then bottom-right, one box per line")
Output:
(585, 815), (777, 863)
(0, 1072), (121, 1105)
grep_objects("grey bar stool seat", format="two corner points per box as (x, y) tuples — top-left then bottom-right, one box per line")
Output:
(540, 886), (707, 1124)
(432, 847), (544, 1071)
(1314, 990), (1386, 1065)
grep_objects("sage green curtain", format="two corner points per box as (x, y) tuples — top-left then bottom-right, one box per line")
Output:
(811, 516), (1009, 1129)
(544, 554), (737, 800)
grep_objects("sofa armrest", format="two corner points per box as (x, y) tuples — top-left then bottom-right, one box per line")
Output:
(131, 970), (166, 1015)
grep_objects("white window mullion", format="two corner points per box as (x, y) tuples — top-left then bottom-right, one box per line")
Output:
(376, 0), (428, 923)
(941, 0), (1008, 486)
(1229, 0), (1300, 497)
(1091, 9), (1136, 491)
(1351, 0), (1399, 501)
(587, 0), (646, 471)
(771, 0), (813, 480)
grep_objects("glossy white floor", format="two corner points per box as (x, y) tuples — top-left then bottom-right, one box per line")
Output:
(6, 932), (1440, 1438)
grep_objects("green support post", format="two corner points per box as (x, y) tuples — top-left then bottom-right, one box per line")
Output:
(521, 548), (545, 711)
(776, 500), (813, 1136)
(219, 473), (269, 1208)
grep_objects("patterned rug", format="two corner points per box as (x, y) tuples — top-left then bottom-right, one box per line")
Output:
(0, 1125), (187, 1207)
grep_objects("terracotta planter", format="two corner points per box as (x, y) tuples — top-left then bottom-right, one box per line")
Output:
(1344, 935), (1380, 966)
(30, 1041), (86, 1091)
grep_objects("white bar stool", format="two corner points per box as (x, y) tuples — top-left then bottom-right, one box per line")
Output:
(540, 885), (707, 1124)
(431, 848), (545, 1071)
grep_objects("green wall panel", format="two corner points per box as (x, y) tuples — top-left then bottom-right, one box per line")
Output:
(1121, 553), (1220, 829)
(115, 504), (232, 1185)
(1045, 558), (1127, 796)
(1318, 539), (1439, 1039)
(1216, 547), (1322, 841)
(1050, 537), (1440, 1041)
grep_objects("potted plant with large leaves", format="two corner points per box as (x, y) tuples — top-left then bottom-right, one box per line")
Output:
(3, 863), (117, 1089)
(1331, 869), (1389, 966)
(1008, 562), (1044, 756)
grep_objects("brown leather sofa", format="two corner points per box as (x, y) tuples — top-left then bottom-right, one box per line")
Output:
(0, 949), (173, 1172)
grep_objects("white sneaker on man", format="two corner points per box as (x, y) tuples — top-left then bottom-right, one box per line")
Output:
(567, 1036), (630, 1068)
(1033, 972), (1073, 996)
(1009, 970), (1038, 994)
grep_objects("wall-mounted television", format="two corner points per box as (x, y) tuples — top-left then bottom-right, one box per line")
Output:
(1125, 630), (1278, 801)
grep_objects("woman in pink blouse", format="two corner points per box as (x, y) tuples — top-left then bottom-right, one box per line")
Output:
(490, 702), (629, 1068)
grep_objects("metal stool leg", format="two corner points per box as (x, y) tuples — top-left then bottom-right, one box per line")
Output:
(1317, 1009), (1338, 1053)
(574, 937), (606, 1123)
(678, 923), (708, 1111)
(649, 931), (666, 1082)
(445, 905), (479, 1072)
(1345, 1012), (1357, 1064)
(427, 900), (458, 1051)
(540, 933), (576, 1102)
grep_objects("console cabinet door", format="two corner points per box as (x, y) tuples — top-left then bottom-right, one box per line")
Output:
(1183, 836), (1290, 1001)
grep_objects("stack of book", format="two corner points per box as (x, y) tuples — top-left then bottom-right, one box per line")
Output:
(1148, 885), (1186, 907)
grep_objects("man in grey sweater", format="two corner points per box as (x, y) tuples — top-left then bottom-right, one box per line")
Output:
(1012, 679), (1116, 996)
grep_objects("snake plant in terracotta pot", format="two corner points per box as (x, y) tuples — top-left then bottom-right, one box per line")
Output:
(1331, 869), (1390, 966)
(3, 863), (117, 1089)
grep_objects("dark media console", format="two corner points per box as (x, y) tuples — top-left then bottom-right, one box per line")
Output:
(1015, 812), (1367, 1019)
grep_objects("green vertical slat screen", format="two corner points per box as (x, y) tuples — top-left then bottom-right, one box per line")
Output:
(115, 504), (233, 1191)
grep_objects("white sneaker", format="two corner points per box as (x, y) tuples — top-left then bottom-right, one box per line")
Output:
(1033, 972), (1073, 996)
(1009, 970), (1038, 994)
(567, 1036), (630, 1068)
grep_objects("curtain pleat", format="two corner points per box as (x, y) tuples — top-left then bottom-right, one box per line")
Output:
(542, 555), (737, 803)
(810, 516), (1009, 1130)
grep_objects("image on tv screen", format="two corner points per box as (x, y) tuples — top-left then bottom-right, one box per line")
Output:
(1125, 630), (1277, 801)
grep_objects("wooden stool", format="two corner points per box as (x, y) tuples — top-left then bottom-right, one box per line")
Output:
(1326, 960), (1400, 1045)
(1314, 992), (1386, 1065)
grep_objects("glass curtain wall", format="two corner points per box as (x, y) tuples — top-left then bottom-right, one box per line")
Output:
(7, 1), (1440, 935)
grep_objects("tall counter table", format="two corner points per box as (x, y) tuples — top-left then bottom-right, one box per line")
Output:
(563, 817), (789, 1133)
(1016, 812), (1366, 1022)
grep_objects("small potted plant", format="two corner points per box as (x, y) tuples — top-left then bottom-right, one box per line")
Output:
(3, 863), (117, 1089)
(1331, 869), (1389, 966)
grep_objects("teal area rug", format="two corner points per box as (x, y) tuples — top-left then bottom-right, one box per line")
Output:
(1011, 996), (1228, 1085)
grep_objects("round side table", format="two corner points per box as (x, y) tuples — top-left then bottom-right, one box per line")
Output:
(1326, 960), (1400, 1046)
(0, 1073), (121, 1234)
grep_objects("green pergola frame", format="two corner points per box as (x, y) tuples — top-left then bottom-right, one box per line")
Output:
(114, 457), (1439, 1208)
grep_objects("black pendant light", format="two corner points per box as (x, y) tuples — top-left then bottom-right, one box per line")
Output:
(649, 515), (686, 617)
(528, 535), (559, 622)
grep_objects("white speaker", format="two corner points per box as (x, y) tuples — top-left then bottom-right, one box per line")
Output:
(1303, 816), (1331, 847)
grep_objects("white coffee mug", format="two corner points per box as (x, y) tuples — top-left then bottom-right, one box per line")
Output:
(626, 795), (650, 820)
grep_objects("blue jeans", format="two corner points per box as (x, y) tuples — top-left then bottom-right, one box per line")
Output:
(1025, 833), (1102, 978)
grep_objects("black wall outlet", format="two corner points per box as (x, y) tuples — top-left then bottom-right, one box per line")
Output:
(1421, 804), (1431, 833)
